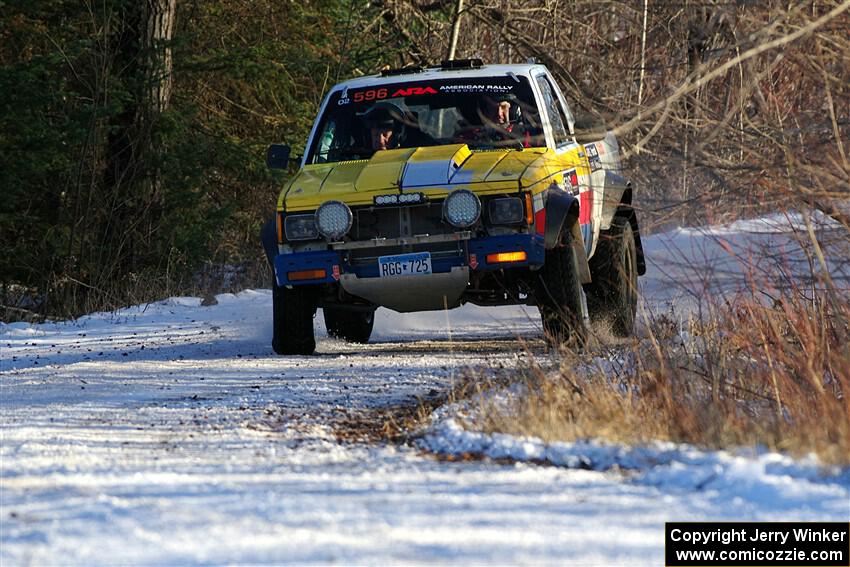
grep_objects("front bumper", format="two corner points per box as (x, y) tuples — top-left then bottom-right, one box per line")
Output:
(273, 233), (545, 287)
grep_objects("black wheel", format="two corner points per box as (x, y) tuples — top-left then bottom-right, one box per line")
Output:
(537, 228), (588, 346)
(272, 282), (317, 355)
(323, 308), (374, 344)
(586, 215), (638, 337)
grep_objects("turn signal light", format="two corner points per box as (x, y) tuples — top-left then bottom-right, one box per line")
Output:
(288, 269), (327, 281)
(486, 251), (527, 264)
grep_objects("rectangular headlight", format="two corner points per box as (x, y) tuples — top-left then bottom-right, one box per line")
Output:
(284, 214), (319, 241)
(488, 197), (524, 225)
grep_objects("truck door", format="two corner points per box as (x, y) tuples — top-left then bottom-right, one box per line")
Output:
(533, 72), (595, 257)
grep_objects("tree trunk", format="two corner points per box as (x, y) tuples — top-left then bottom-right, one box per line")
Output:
(144, 0), (177, 116)
(140, 0), (178, 252)
(102, 0), (177, 274)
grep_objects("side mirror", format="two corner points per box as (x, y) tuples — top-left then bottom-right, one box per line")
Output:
(266, 144), (292, 169)
(573, 113), (607, 144)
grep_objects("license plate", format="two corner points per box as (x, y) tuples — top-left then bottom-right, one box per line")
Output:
(378, 252), (432, 277)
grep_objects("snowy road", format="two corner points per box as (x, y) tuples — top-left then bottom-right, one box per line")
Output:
(2, 214), (849, 565)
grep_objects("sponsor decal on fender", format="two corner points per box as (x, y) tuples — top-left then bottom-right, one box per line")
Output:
(585, 144), (603, 172)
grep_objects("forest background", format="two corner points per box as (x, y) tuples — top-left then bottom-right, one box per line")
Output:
(1, 0), (848, 320)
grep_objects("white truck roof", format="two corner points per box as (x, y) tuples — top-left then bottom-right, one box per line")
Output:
(332, 63), (548, 92)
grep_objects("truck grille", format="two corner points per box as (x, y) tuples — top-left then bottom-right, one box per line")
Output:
(352, 203), (448, 241)
(348, 202), (463, 265)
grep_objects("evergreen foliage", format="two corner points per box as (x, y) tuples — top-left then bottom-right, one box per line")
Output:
(0, 0), (410, 318)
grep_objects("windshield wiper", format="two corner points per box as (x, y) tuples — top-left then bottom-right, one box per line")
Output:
(331, 147), (374, 161)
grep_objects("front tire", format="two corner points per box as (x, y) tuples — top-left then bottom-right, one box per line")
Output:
(537, 228), (588, 346)
(586, 215), (638, 337)
(272, 282), (317, 355)
(323, 308), (374, 344)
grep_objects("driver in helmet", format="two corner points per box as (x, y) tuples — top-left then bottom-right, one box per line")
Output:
(362, 107), (400, 150)
(360, 100), (430, 151)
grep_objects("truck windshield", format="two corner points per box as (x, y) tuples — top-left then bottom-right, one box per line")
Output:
(307, 76), (544, 164)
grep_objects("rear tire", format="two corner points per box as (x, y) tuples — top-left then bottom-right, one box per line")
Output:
(537, 228), (588, 346)
(586, 215), (638, 337)
(323, 308), (374, 344)
(272, 282), (317, 355)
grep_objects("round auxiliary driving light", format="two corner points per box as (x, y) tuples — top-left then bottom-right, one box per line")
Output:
(443, 189), (481, 228)
(315, 200), (353, 241)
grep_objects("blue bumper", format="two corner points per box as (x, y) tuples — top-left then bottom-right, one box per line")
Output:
(274, 233), (546, 286)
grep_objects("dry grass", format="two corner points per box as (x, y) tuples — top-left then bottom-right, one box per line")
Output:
(472, 279), (850, 465)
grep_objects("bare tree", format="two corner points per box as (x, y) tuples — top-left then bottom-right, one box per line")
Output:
(402, 0), (849, 231)
(447, 0), (465, 60)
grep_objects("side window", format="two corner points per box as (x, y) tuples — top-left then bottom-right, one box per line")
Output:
(535, 75), (570, 146)
(314, 119), (336, 163)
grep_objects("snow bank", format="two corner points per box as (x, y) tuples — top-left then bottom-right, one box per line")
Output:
(417, 395), (850, 515)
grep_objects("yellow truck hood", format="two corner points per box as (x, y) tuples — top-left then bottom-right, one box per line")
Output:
(279, 144), (552, 211)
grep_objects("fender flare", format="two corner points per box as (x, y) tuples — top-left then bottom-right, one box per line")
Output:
(260, 216), (278, 267)
(616, 205), (647, 276)
(599, 171), (630, 231)
(543, 189), (592, 284)
(543, 189), (578, 250)
(599, 176), (647, 277)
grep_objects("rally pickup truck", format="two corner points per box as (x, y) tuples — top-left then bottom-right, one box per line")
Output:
(261, 59), (645, 355)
